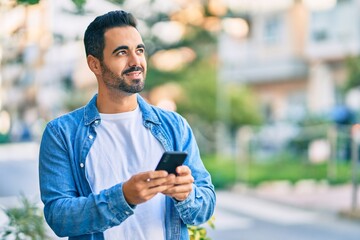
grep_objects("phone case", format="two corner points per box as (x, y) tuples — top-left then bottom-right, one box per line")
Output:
(155, 151), (188, 175)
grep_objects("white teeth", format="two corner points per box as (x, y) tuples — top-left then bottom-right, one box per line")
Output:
(125, 72), (141, 77)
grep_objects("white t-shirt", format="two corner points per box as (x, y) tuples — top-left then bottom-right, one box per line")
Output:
(85, 105), (165, 240)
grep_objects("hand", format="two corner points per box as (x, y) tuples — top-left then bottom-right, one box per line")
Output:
(161, 166), (194, 201)
(123, 171), (176, 205)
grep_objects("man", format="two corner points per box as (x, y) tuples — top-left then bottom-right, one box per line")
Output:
(39, 10), (215, 240)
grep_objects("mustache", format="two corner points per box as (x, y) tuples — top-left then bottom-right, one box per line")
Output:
(122, 66), (144, 75)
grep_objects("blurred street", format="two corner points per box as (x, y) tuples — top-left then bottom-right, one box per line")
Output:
(1, 142), (360, 240)
(0, 142), (39, 198)
(207, 191), (360, 240)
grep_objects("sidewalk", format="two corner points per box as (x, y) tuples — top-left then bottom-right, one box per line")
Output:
(0, 142), (40, 231)
(231, 180), (360, 220)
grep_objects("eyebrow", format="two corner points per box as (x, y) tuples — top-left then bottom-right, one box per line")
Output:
(112, 44), (146, 55)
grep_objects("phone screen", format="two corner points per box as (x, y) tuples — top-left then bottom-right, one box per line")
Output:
(155, 151), (188, 175)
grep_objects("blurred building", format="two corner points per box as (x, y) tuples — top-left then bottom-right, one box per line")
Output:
(0, 0), (118, 142)
(219, 0), (360, 123)
(0, 0), (52, 142)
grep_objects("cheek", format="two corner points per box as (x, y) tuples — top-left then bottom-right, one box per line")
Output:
(141, 58), (147, 70)
(109, 61), (127, 74)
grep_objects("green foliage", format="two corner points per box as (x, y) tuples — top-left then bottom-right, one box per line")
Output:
(71, 0), (87, 14)
(188, 216), (215, 240)
(203, 154), (352, 188)
(345, 55), (360, 91)
(0, 195), (48, 240)
(176, 60), (218, 123)
(145, 67), (185, 90)
(107, 0), (126, 4)
(228, 85), (263, 129)
(202, 155), (237, 189)
(176, 60), (262, 128)
(247, 159), (351, 186)
(16, 0), (40, 5)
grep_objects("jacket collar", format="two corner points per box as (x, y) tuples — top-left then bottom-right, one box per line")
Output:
(137, 94), (161, 125)
(84, 94), (101, 126)
(83, 94), (161, 126)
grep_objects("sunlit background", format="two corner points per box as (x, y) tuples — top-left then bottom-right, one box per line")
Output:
(1, 0), (360, 239)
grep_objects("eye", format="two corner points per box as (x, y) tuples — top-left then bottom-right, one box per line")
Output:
(136, 48), (145, 55)
(116, 50), (127, 56)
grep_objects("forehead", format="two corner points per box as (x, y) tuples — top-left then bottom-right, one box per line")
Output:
(104, 26), (143, 49)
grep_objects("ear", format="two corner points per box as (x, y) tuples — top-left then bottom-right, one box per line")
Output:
(87, 55), (101, 75)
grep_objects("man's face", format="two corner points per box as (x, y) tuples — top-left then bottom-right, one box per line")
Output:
(100, 26), (147, 93)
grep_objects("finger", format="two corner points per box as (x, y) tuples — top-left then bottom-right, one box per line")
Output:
(147, 174), (176, 188)
(141, 170), (169, 182)
(174, 175), (194, 185)
(125, 181), (173, 204)
(163, 183), (192, 195)
(147, 184), (175, 195)
(176, 165), (191, 176)
(162, 184), (193, 201)
(157, 174), (176, 186)
(123, 171), (171, 205)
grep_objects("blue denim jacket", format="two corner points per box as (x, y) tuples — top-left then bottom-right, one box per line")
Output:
(39, 94), (216, 240)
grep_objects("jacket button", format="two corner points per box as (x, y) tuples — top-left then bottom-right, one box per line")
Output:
(88, 135), (94, 140)
(80, 163), (84, 168)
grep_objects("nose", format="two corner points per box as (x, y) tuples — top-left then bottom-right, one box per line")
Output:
(128, 52), (141, 67)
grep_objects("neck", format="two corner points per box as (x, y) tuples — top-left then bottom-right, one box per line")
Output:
(96, 89), (138, 114)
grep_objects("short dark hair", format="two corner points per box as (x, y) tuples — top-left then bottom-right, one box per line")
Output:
(84, 10), (137, 61)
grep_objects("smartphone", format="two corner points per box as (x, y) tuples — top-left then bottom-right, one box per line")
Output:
(155, 151), (188, 175)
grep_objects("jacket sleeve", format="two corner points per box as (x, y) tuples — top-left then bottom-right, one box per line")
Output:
(173, 117), (216, 225)
(39, 123), (134, 237)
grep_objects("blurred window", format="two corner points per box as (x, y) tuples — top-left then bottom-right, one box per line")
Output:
(312, 30), (328, 42)
(310, 12), (330, 42)
(264, 15), (282, 45)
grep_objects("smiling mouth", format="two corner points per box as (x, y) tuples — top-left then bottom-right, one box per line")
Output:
(125, 71), (142, 78)
(125, 71), (142, 77)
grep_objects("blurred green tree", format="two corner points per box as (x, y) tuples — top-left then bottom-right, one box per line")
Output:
(345, 56), (360, 91)
(177, 60), (262, 129)
(71, 0), (87, 14)
(16, 0), (40, 4)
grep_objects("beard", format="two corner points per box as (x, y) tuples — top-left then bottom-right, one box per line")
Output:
(100, 62), (145, 94)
